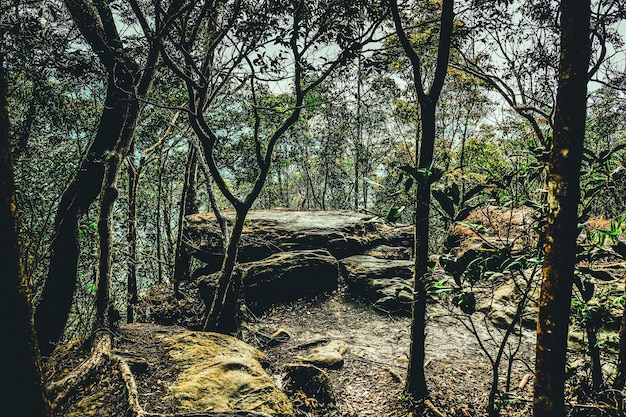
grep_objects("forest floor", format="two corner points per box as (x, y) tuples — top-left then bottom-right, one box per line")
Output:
(47, 285), (544, 417)
(46, 284), (626, 417)
(242, 288), (537, 417)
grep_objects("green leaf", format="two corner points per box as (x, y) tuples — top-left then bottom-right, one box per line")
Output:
(456, 292), (476, 314)
(433, 189), (455, 220)
(463, 183), (487, 202)
(385, 205), (405, 223)
(613, 241), (626, 259)
(577, 266), (614, 281)
(454, 206), (472, 222)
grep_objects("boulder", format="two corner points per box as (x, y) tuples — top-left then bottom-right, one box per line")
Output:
(477, 275), (540, 329)
(162, 330), (294, 416)
(339, 255), (414, 315)
(200, 249), (339, 314)
(366, 245), (412, 260)
(183, 209), (413, 274)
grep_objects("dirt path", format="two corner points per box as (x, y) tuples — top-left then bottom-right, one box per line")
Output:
(244, 288), (535, 417)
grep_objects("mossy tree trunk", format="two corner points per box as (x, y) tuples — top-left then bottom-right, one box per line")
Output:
(534, 1), (591, 416)
(1, 52), (53, 417)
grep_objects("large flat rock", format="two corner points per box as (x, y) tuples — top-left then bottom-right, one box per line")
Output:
(163, 330), (294, 416)
(184, 210), (413, 273)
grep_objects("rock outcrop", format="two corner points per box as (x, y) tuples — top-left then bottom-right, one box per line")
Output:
(338, 255), (414, 316)
(181, 210), (414, 316)
(184, 209), (413, 275)
(199, 249), (340, 314)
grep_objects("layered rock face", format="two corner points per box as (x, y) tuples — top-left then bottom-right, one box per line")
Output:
(182, 210), (414, 315)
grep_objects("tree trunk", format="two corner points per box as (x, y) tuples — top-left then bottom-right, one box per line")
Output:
(533, 2), (591, 416)
(615, 295), (626, 388)
(586, 321), (603, 390)
(35, 73), (136, 356)
(390, 0), (454, 402)
(173, 146), (199, 295)
(126, 156), (138, 323)
(203, 205), (249, 335)
(1, 53), (53, 417)
(405, 100), (436, 400)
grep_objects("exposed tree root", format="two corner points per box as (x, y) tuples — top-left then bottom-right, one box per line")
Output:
(45, 331), (274, 417)
(47, 332), (112, 409)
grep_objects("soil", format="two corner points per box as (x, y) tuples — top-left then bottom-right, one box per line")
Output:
(242, 288), (536, 417)
(47, 284), (541, 417)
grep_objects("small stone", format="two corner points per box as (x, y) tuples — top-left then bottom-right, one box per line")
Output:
(296, 340), (349, 369)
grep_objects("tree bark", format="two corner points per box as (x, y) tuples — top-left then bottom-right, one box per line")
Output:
(127, 155), (138, 323)
(34, 0), (167, 354)
(405, 101), (436, 399)
(173, 145), (199, 295)
(534, 2), (591, 416)
(390, 0), (454, 401)
(1, 53), (53, 417)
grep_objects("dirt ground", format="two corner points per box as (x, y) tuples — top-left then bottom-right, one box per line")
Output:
(242, 287), (536, 417)
(48, 280), (626, 417)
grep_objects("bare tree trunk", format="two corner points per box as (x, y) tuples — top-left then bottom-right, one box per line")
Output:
(405, 100), (436, 400)
(1, 51), (53, 417)
(534, 2), (591, 416)
(203, 206), (249, 334)
(390, 0), (454, 401)
(126, 156), (138, 323)
(173, 145), (198, 295)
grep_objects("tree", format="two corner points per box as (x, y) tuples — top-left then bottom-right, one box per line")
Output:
(0, 48), (52, 417)
(34, 0), (183, 355)
(389, 0), (454, 401)
(533, 1), (592, 416)
(160, 0), (384, 333)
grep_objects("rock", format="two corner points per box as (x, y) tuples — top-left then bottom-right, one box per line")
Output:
(339, 255), (414, 315)
(477, 276), (539, 329)
(296, 340), (349, 369)
(444, 205), (539, 257)
(268, 329), (291, 346)
(366, 245), (412, 260)
(162, 330), (294, 417)
(199, 249), (339, 314)
(183, 209), (413, 273)
(281, 364), (336, 406)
